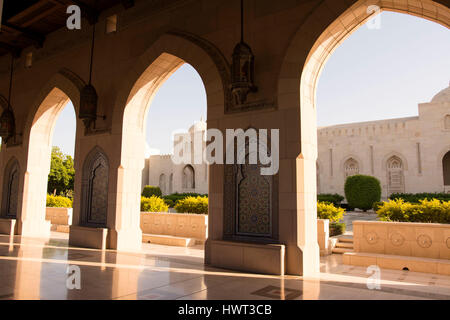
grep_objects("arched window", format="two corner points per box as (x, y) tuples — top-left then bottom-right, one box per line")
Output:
(159, 174), (166, 195)
(169, 173), (173, 194)
(182, 165), (195, 190)
(387, 155), (404, 194)
(1, 158), (20, 218)
(344, 158), (359, 177)
(443, 151), (450, 186)
(81, 147), (109, 227)
(445, 115), (450, 130)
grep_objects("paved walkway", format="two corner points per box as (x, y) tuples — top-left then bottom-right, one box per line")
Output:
(342, 210), (379, 233)
(0, 232), (449, 300)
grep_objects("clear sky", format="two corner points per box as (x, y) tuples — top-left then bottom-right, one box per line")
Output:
(52, 11), (450, 157)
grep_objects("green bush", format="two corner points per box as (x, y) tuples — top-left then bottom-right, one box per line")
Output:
(46, 194), (72, 208)
(330, 222), (346, 236)
(317, 193), (344, 206)
(376, 198), (450, 223)
(372, 201), (384, 212)
(317, 201), (345, 222)
(389, 193), (450, 203)
(142, 186), (162, 198)
(163, 193), (208, 208)
(174, 196), (208, 214)
(344, 175), (381, 211)
(141, 196), (169, 212)
(163, 198), (175, 208)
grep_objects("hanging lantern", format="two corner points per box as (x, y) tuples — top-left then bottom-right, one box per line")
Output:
(79, 22), (102, 130)
(1, 55), (16, 144)
(230, 0), (257, 106)
(0, 108), (15, 143)
(231, 41), (257, 105)
(79, 84), (98, 128)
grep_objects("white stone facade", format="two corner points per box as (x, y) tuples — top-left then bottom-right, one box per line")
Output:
(142, 119), (208, 195)
(317, 84), (450, 199)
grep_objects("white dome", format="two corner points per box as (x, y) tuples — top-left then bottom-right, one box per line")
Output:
(189, 117), (207, 133)
(431, 83), (450, 103)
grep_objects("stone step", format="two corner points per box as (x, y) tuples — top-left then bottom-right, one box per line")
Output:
(142, 233), (197, 247)
(332, 247), (354, 254)
(337, 237), (354, 243)
(335, 242), (354, 249)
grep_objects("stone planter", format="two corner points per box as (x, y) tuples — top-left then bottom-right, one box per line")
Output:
(140, 212), (208, 245)
(344, 220), (450, 275)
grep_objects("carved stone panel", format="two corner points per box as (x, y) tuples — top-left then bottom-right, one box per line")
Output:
(81, 148), (109, 227)
(2, 158), (20, 219)
(223, 149), (278, 242)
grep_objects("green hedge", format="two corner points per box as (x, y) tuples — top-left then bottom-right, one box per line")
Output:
(389, 193), (450, 203)
(142, 186), (162, 198)
(46, 194), (72, 208)
(376, 199), (450, 223)
(344, 175), (381, 211)
(330, 222), (346, 236)
(317, 201), (345, 222)
(317, 193), (344, 206)
(163, 193), (208, 208)
(141, 196), (168, 212)
(174, 196), (208, 214)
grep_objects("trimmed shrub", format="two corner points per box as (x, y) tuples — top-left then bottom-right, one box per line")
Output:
(372, 201), (384, 212)
(344, 175), (381, 211)
(317, 193), (344, 206)
(389, 193), (450, 203)
(142, 186), (162, 198)
(376, 198), (450, 224)
(330, 222), (346, 236)
(163, 193), (208, 208)
(174, 196), (208, 214)
(141, 196), (169, 212)
(46, 194), (72, 208)
(163, 198), (175, 208)
(317, 201), (345, 223)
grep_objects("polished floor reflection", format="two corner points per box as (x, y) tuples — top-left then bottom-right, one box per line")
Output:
(0, 232), (449, 300)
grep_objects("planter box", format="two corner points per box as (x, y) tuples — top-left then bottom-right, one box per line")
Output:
(140, 212), (208, 240)
(352, 220), (450, 259)
(343, 220), (450, 275)
(45, 207), (72, 225)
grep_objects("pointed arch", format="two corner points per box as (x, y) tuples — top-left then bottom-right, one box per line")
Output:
(443, 151), (450, 186)
(81, 146), (109, 227)
(182, 165), (195, 190)
(343, 157), (360, 178)
(386, 155), (405, 194)
(159, 173), (167, 195)
(1, 157), (20, 218)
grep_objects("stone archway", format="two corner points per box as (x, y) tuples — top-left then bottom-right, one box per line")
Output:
(107, 32), (226, 252)
(277, 0), (449, 275)
(0, 69), (82, 238)
(443, 151), (450, 190)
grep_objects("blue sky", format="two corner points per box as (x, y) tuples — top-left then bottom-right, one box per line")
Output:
(52, 11), (449, 156)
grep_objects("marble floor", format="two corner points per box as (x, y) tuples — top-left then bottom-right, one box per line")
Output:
(0, 232), (449, 300)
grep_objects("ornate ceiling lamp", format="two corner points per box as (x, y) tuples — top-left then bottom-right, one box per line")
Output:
(79, 21), (99, 129)
(230, 0), (257, 106)
(0, 55), (17, 144)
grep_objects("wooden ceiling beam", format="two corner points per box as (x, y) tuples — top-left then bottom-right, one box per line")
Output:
(2, 23), (45, 48)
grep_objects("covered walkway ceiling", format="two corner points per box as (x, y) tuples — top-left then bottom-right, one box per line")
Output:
(0, 0), (133, 57)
